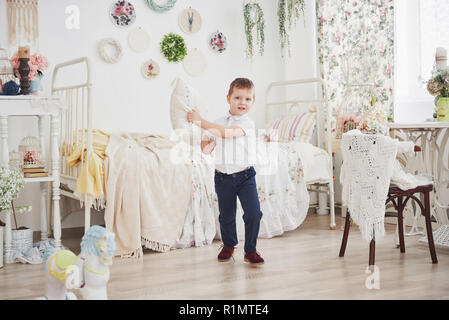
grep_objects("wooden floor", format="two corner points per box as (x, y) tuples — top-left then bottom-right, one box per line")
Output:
(1, 213), (448, 300)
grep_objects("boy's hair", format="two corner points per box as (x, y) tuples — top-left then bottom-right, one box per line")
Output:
(228, 78), (255, 97)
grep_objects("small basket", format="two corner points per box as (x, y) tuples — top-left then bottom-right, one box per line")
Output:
(11, 228), (33, 255)
(18, 136), (45, 169)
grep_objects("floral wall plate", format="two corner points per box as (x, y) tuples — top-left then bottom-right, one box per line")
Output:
(110, 1), (136, 28)
(128, 27), (150, 53)
(183, 49), (206, 77)
(208, 31), (227, 53)
(141, 59), (160, 79)
(178, 7), (202, 34)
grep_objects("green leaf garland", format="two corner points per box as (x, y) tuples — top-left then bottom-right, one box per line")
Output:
(243, 2), (265, 60)
(278, 0), (305, 57)
(160, 33), (187, 63)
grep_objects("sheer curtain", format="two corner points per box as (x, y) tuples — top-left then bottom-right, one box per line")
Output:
(394, 0), (449, 122)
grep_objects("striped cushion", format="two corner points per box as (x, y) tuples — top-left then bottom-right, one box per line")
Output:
(266, 112), (316, 143)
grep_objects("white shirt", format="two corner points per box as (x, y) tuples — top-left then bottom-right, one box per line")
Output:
(205, 112), (257, 174)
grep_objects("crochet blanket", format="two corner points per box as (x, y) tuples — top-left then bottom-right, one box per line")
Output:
(340, 130), (398, 242)
(104, 133), (192, 258)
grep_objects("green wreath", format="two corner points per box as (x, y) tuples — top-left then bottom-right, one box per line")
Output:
(146, 0), (177, 13)
(160, 33), (187, 62)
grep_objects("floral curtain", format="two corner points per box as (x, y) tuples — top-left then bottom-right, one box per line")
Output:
(316, 0), (395, 131)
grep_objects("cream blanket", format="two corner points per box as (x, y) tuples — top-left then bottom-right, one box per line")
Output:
(104, 133), (192, 258)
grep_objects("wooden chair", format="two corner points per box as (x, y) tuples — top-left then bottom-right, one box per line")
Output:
(339, 183), (438, 266)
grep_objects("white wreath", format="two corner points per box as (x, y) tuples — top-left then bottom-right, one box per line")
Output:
(98, 38), (123, 64)
(146, 0), (177, 13)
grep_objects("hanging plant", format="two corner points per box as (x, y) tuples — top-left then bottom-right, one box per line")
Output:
(243, 1), (265, 60)
(278, 0), (305, 57)
(160, 33), (187, 63)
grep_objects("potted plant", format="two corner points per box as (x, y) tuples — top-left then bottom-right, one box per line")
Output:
(0, 166), (33, 256)
(427, 68), (449, 122)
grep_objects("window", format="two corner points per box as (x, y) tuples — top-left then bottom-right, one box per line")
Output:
(394, 0), (449, 122)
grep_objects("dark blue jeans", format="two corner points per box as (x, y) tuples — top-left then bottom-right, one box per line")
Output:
(214, 166), (263, 253)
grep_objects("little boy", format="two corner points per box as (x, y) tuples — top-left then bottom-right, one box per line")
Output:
(187, 78), (264, 265)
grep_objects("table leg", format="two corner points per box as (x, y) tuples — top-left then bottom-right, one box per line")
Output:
(4, 209), (12, 264)
(51, 113), (61, 249)
(40, 182), (48, 241)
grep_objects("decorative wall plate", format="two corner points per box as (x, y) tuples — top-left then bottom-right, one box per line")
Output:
(208, 31), (227, 53)
(141, 59), (160, 79)
(178, 7), (202, 34)
(128, 27), (150, 53)
(110, 1), (136, 28)
(183, 49), (206, 77)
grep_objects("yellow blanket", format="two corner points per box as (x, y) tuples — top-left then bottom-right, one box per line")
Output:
(65, 129), (110, 208)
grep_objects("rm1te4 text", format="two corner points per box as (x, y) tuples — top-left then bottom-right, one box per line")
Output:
(224, 304), (269, 315)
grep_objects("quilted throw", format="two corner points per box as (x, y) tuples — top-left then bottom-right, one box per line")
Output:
(104, 133), (192, 258)
(340, 130), (398, 242)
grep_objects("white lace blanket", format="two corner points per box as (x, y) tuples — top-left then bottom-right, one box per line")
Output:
(340, 130), (398, 242)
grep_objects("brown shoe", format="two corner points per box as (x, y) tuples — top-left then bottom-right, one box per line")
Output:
(244, 251), (264, 265)
(218, 245), (235, 262)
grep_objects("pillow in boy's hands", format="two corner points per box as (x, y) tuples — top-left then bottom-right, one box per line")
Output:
(170, 77), (208, 145)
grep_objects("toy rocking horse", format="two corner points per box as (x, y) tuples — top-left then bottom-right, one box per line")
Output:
(41, 225), (116, 300)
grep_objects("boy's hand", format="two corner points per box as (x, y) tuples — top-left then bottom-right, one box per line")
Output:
(201, 137), (216, 154)
(187, 109), (202, 124)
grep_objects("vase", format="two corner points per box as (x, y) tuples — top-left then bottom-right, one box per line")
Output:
(437, 97), (449, 122)
(29, 74), (43, 93)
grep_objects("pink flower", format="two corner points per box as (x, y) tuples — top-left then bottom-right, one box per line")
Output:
(333, 31), (341, 43)
(30, 53), (49, 71)
(10, 51), (48, 81)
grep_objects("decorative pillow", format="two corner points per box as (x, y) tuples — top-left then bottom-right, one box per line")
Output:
(170, 77), (208, 145)
(266, 111), (316, 143)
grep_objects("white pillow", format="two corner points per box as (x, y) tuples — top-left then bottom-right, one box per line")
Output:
(170, 77), (208, 145)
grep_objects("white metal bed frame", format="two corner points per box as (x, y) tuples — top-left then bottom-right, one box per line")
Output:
(264, 77), (336, 230)
(51, 57), (93, 232)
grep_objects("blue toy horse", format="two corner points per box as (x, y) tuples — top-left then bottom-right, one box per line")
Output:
(42, 225), (115, 300)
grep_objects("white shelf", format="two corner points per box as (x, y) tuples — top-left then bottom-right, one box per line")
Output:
(24, 175), (54, 183)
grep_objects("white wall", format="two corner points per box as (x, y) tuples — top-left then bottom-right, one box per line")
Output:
(1, 0), (318, 231)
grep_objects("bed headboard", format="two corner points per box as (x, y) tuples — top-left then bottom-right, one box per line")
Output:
(264, 77), (332, 156)
(51, 57), (92, 182)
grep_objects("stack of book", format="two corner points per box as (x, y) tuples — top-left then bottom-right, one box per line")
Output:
(23, 167), (48, 178)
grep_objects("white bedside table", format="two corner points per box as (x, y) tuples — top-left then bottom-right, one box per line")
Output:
(0, 95), (63, 264)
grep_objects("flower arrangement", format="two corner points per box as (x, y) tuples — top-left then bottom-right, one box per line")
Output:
(427, 68), (449, 98)
(160, 33), (187, 63)
(336, 114), (361, 137)
(0, 166), (24, 211)
(10, 51), (49, 81)
(357, 97), (389, 135)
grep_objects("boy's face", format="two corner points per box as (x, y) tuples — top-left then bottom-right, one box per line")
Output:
(227, 87), (255, 116)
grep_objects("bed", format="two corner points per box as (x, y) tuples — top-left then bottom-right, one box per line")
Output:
(52, 57), (335, 258)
